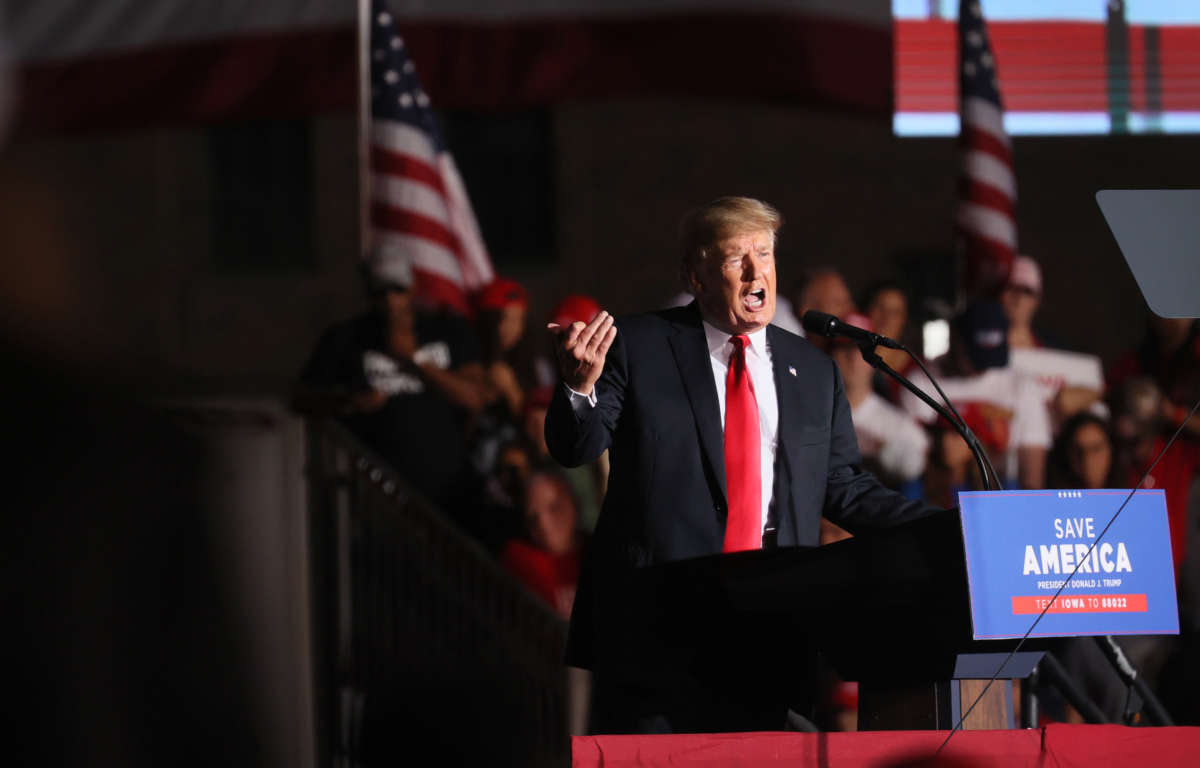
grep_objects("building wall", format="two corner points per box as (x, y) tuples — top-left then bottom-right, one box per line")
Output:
(2, 103), (1195, 395)
(0, 115), (361, 394)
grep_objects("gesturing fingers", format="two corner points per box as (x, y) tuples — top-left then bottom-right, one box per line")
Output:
(596, 324), (617, 360)
(584, 314), (614, 359)
(569, 311), (608, 354)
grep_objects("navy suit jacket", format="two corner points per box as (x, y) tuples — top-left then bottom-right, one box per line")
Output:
(546, 303), (934, 675)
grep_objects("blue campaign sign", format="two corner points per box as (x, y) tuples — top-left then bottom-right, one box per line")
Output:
(958, 489), (1179, 640)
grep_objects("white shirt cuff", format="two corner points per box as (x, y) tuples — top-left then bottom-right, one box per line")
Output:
(565, 383), (597, 411)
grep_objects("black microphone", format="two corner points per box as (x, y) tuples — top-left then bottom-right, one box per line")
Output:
(801, 310), (902, 350)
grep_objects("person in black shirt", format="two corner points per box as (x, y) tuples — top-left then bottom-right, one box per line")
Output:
(294, 261), (486, 510)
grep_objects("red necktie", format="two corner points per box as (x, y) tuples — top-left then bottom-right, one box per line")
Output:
(722, 334), (762, 552)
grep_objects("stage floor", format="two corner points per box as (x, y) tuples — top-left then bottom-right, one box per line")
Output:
(574, 723), (1200, 767)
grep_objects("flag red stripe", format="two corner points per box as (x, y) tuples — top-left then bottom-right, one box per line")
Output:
(413, 267), (472, 315)
(961, 126), (1012, 166)
(371, 146), (447, 196)
(371, 203), (462, 256)
(900, 19), (1200, 113)
(962, 179), (1015, 217)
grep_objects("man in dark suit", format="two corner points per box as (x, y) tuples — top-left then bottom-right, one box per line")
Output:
(545, 197), (936, 733)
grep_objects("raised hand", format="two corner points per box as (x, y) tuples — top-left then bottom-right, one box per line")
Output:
(547, 310), (616, 396)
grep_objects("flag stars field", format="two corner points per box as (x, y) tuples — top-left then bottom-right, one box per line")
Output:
(364, 0), (495, 312)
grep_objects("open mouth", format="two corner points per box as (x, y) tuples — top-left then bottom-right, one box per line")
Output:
(743, 288), (767, 311)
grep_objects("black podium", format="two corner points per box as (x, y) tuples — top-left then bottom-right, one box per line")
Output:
(638, 511), (1044, 731)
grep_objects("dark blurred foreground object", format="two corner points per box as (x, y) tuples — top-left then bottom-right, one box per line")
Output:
(1, 346), (266, 766)
(304, 420), (570, 767)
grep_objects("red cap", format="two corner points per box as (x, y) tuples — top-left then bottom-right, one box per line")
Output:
(550, 294), (601, 327)
(476, 278), (528, 312)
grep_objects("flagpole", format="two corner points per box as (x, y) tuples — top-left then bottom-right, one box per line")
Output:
(357, 0), (372, 263)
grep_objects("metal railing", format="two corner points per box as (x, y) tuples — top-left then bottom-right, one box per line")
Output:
(305, 419), (569, 767)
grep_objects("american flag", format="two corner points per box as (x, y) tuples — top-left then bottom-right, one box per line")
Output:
(955, 0), (1016, 296)
(366, 0), (494, 313)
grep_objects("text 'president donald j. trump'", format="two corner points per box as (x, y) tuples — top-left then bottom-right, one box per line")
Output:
(545, 197), (937, 734)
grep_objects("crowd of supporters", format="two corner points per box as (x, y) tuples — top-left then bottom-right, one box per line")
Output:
(293, 260), (603, 626)
(785, 258), (1200, 729)
(292, 252), (1200, 729)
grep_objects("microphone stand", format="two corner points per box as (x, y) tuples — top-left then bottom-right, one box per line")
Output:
(854, 341), (998, 492)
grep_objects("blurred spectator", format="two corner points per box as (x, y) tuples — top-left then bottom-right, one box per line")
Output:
(523, 385), (554, 458)
(524, 385), (603, 532)
(466, 439), (535, 553)
(903, 300), (1051, 489)
(1110, 377), (1200, 579)
(486, 440), (533, 507)
(1002, 255), (1102, 423)
(468, 277), (534, 482)
(792, 267), (854, 318)
(1000, 256), (1051, 350)
(790, 268), (854, 348)
(293, 259), (485, 511)
(1047, 412), (1118, 490)
(827, 313), (929, 493)
(501, 468), (586, 619)
(861, 280), (914, 403)
(921, 424), (981, 509)
(476, 277), (532, 415)
(1107, 376), (1200, 719)
(1110, 315), (1200, 439)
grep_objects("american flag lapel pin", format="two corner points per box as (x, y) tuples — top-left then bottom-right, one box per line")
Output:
(788, 365), (797, 377)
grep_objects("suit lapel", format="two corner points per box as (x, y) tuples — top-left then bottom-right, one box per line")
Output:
(768, 325), (803, 543)
(768, 325), (804, 452)
(667, 306), (727, 505)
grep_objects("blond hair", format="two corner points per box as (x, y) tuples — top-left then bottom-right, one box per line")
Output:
(679, 196), (782, 286)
